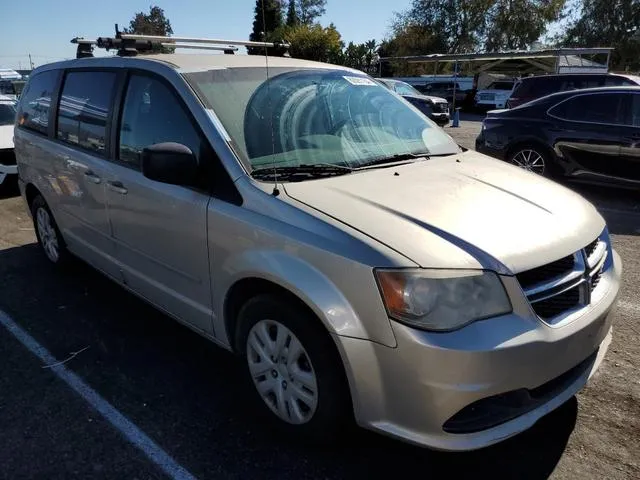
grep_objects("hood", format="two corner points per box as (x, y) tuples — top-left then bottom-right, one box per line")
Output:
(477, 89), (512, 96)
(403, 94), (448, 104)
(0, 125), (14, 149)
(283, 152), (604, 274)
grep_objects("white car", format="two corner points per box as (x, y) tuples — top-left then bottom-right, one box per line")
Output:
(475, 81), (515, 110)
(0, 95), (17, 188)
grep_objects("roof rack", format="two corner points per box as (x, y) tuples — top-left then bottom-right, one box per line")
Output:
(71, 24), (290, 59)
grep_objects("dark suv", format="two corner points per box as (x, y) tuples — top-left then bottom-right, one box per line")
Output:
(507, 73), (640, 108)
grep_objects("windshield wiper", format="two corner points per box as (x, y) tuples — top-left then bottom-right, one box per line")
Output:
(356, 152), (431, 169)
(251, 163), (353, 181)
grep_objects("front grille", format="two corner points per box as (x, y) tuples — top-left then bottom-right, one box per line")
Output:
(516, 255), (574, 290)
(531, 286), (580, 319)
(0, 149), (15, 166)
(517, 234), (607, 322)
(432, 103), (449, 113)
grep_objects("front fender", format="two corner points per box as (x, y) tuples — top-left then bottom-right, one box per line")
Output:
(213, 249), (398, 348)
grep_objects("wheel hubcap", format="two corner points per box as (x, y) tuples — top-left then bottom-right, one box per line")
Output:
(36, 207), (59, 262)
(247, 320), (318, 425)
(510, 149), (545, 175)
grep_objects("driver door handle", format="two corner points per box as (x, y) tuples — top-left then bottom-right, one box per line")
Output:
(107, 180), (128, 195)
(84, 170), (102, 184)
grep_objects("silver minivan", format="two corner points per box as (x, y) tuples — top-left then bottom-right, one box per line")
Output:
(14, 43), (621, 451)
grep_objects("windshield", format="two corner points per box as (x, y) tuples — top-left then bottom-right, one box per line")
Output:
(393, 81), (422, 96)
(0, 103), (16, 126)
(487, 82), (514, 91)
(185, 67), (459, 172)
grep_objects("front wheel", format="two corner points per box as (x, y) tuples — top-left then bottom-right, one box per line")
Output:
(237, 295), (352, 441)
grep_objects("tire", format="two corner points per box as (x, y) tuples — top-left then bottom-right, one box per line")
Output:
(31, 195), (70, 266)
(237, 294), (352, 442)
(507, 143), (555, 177)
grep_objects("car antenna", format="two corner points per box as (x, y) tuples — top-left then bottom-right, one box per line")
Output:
(260, 0), (279, 197)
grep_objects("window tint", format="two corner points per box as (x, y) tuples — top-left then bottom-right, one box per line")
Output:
(0, 103), (17, 126)
(632, 94), (640, 127)
(550, 93), (629, 125)
(56, 71), (116, 154)
(17, 70), (58, 135)
(119, 75), (202, 168)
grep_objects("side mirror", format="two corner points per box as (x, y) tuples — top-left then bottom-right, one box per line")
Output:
(141, 142), (198, 186)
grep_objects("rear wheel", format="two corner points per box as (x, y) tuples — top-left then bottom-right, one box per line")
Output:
(507, 144), (551, 177)
(237, 294), (352, 442)
(31, 195), (70, 266)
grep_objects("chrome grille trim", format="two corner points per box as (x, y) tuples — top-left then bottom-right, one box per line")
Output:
(517, 235), (608, 323)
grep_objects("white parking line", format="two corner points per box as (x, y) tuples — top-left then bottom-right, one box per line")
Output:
(0, 309), (197, 480)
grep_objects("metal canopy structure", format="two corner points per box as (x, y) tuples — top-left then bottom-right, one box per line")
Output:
(380, 48), (614, 75)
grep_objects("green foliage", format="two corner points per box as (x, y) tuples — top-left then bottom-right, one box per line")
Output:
(559, 0), (640, 71)
(485, 0), (566, 51)
(276, 23), (343, 63)
(249, 0), (283, 55)
(298, 0), (327, 25)
(286, 0), (299, 26)
(123, 5), (173, 53)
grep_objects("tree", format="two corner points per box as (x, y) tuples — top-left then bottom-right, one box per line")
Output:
(123, 5), (173, 53)
(286, 0), (299, 26)
(378, 23), (448, 76)
(276, 23), (343, 63)
(484, 0), (566, 51)
(395, 0), (493, 54)
(558, 0), (640, 71)
(249, 0), (283, 54)
(298, 0), (327, 25)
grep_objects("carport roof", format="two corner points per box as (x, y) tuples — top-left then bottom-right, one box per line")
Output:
(380, 48), (614, 75)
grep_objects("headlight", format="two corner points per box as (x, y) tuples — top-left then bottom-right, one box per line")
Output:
(375, 269), (512, 331)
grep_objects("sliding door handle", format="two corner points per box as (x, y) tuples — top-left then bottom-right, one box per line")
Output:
(84, 170), (102, 184)
(107, 180), (128, 195)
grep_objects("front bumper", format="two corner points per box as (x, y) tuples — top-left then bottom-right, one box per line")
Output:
(335, 250), (621, 451)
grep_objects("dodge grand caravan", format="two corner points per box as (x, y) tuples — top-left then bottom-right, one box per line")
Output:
(14, 39), (621, 451)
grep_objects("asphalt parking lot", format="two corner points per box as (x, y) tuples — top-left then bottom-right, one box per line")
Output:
(0, 119), (639, 479)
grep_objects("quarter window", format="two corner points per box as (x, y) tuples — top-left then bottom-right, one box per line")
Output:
(118, 74), (202, 168)
(56, 71), (116, 154)
(550, 93), (629, 125)
(17, 70), (58, 135)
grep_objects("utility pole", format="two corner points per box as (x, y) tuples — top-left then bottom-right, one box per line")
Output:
(29, 54), (34, 69)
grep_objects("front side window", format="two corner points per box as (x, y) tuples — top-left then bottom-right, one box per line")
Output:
(119, 74), (203, 168)
(186, 68), (459, 173)
(17, 70), (58, 135)
(56, 71), (116, 154)
(550, 93), (629, 125)
(394, 82), (422, 96)
(0, 103), (17, 126)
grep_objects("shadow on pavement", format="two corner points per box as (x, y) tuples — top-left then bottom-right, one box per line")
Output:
(0, 244), (576, 479)
(0, 177), (20, 200)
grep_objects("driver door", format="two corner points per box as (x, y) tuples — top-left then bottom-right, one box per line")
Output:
(105, 72), (214, 333)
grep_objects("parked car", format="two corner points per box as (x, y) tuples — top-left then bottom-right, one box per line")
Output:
(475, 80), (515, 110)
(15, 47), (621, 451)
(476, 86), (640, 189)
(418, 81), (474, 109)
(506, 73), (640, 108)
(0, 95), (17, 189)
(376, 78), (450, 126)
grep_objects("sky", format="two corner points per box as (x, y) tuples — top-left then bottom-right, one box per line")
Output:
(0, 0), (413, 69)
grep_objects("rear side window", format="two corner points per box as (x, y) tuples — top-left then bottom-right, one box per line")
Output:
(17, 70), (58, 135)
(56, 71), (116, 155)
(550, 93), (629, 125)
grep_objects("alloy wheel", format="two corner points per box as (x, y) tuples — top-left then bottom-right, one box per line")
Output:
(510, 149), (545, 175)
(246, 319), (318, 425)
(36, 207), (60, 263)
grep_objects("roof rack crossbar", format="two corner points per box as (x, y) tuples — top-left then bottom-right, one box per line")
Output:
(121, 33), (288, 50)
(71, 26), (290, 58)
